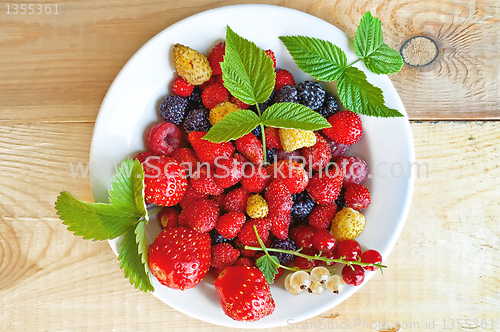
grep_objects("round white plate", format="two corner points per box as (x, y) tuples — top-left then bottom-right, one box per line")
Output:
(90, 4), (415, 329)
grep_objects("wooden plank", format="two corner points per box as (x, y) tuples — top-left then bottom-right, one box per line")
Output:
(0, 0), (498, 123)
(0, 121), (499, 331)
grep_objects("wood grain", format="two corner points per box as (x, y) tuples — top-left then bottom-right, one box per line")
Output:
(1, 121), (499, 331)
(0, 0), (498, 122)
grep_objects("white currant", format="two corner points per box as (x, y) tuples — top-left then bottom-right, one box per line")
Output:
(308, 282), (325, 295)
(284, 273), (304, 295)
(290, 271), (311, 291)
(325, 275), (345, 294)
(310, 266), (330, 285)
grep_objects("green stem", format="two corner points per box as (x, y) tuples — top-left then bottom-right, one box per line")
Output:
(254, 103), (267, 164)
(252, 225), (279, 269)
(347, 58), (362, 67)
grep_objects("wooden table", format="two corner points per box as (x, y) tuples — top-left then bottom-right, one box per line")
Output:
(1, 1), (499, 331)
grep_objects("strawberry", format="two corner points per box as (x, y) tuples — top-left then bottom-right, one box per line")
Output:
(323, 111), (363, 145)
(171, 147), (199, 174)
(223, 187), (252, 213)
(210, 193), (226, 210)
(207, 41), (225, 75)
(179, 178), (209, 210)
(269, 160), (309, 194)
(238, 218), (271, 247)
(133, 151), (159, 164)
(215, 212), (246, 239)
(188, 131), (235, 167)
(234, 152), (249, 164)
(214, 157), (243, 189)
(235, 133), (264, 165)
(274, 69), (295, 90)
(171, 76), (194, 97)
(215, 266), (275, 321)
(230, 96), (250, 109)
(265, 179), (293, 215)
(306, 169), (344, 206)
(149, 227), (211, 290)
(302, 133), (332, 172)
(344, 183), (371, 210)
(308, 203), (337, 229)
(234, 238), (256, 258)
(173, 44), (212, 85)
(240, 166), (271, 193)
(199, 75), (216, 90)
(270, 213), (291, 240)
(191, 165), (224, 195)
(264, 127), (282, 150)
(265, 49), (277, 68)
(158, 207), (180, 229)
(146, 122), (183, 156)
(178, 198), (219, 233)
(143, 156), (187, 206)
(202, 83), (229, 109)
(211, 243), (240, 269)
(234, 256), (255, 267)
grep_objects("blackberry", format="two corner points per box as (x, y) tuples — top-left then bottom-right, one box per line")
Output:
(317, 92), (339, 118)
(252, 125), (262, 140)
(335, 187), (347, 210)
(183, 107), (211, 133)
(159, 95), (188, 125)
(297, 81), (326, 111)
(209, 229), (233, 245)
(270, 238), (297, 264)
(186, 87), (203, 108)
(250, 91), (275, 114)
(266, 148), (276, 164)
(273, 85), (298, 103)
(291, 191), (315, 223)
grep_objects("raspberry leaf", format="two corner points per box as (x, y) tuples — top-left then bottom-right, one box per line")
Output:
(261, 102), (331, 131)
(221, 26), (275, 105)
(119, 224), (154, 292)
(203, 109), (261, 142)
(278, 36), (347, 81)
(255, 255), (280, 284)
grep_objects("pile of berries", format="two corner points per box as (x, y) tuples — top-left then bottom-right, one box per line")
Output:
(135, 40), (380, 322)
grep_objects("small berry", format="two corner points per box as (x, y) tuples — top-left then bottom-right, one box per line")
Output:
(313, 229), (337, 252)
(230, 96), (250, 109)
(188, 131), (235, 167)
(273, 85), (298, 103)
(171, 147), (199, 174)
(211, 242), (240, 269)
(179, 179), (209, 210)
(306, 170), (344, 206)
(183, 107), (211, 133)
(158, 207), (179, 229)
(361, 250), (382, 271)
(264, 127), (283, 150)
(246, 194), (269, 219)
(234, 256), (255, 267)
(207, 41), (225, 75)
(302, 133), (332, 172)
(275, 149), (302, 162)
(308, 203), (337, 230)
(323, 111), (363, 145)
(173, 44), (212, 85)
(336, 156), (369, 185)
(214, 157), (243, 189)
(289, 224), (308, 242)
(178, 198), (219, 233)
(251, 125), (262, 140)
(202, 83), (230, 109)
(325, 275), (345, 294)
(235, 133), (264, 165)
(237, 218), (271, 247)
(266, 148), (277, 164)
(345, 183), (371, 210)
(310, 266), (330, 285)
(297, 81), (326, 111)
(317, 92), (339, 118)
(209, 101), (240, 125)
(323, 135), (350, 161)
(215, 212), (246, 239)
(270, 238), (297, 265)
(209, 228), (233, 245)
(330, 207), (366, 241)
(342, 264), (365, 286)
(291, 191), (315, 223)
(284, 273), (303, 295)
(275, 69), (296, 90)
(171, 76), (194, 97)
(191, 165), (224, 195)
(295, 226), (315, 249)
(186, 87), (203, 108)
(143, 156), (187, 207)
(270, 160), (309, 195)
(279, 128), (317, 152)
(337, 239), (362, 261)
(146, 122), (182, 156)
(290, 271), (311, 291)
(308, 282), (325, 295)
(211, 193), (226, 210)
(265, 49), (276, 67)
(224, 187), (252, 213)
(241, 166), (271, 193)
(159, 95), (188, 125)
(133, 151), (158, 164)
(294, 256), (317, 270)
(270, 213), (292, 240)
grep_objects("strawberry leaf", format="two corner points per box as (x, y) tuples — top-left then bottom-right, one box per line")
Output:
(255, 255), (280, 284)
(135, 220), (149, 275)
(261, 102), (331, 131)
(202, 109), (261, 143)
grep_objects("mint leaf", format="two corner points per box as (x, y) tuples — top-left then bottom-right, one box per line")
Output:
(55, 191), (139, 241)
(337, 66), (403, 117)
(203, 109), (261, 143)
(255, 255), (280, 284)
(118, 224), (154, 292)
(261, 102), (331, 130)
(221, 26), (275, 105)
(135, 220), (149, 274)
(354, 12), (403, 75)
(109, 159), (148, 221)
(279, 36), (347, 81)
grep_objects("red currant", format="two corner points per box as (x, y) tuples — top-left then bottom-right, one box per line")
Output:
(289, 225), (307, 242)
(295, 226), (316, 249)
(171, 77), (194, 97)
(319, 248), (338, 267)
(361, 249), (382, 271)
(342, 264), (365, 286)
(313, 229), (337, 252)
(337, 239), (362, 261)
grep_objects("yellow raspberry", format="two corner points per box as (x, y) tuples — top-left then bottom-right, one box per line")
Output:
(246, 194), (269, 219)
(330, 207), (366, 241)
(209, 101), (241, 125)
(173, 44), (212, 85)
(278, 128), (317, 152)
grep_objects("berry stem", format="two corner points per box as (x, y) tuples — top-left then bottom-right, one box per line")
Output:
(254, 103), (267, 164)
(347, 58), (362, 67)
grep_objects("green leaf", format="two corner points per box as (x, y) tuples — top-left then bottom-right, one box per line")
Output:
(118, 225), (154, 292)
(55, 191), (139, 241)
(279, 36), (347, 82)
(261, 102), (331, 130)
(255, 255), (280, 284)
(109, 159), (148, 221)
(354, 12), (403, 75)
(202, 110), (261, 143)
(135, 221), (149, 275)
(337, 66), (404, 117)
(221, 26), (275, 105)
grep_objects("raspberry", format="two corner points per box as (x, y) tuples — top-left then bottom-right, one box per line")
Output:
(202, 83), (230, 109)
(133, 151), (158, 164)
(158, 207), (180, 229)
(291, 191), (315, 223)
(173, 44), (212, 85)
(302, 133), (332, 172)
(235, 133), (264, 165)
(344, 183), (371, 210)
(159, 95), (188, 125)
(269, 160), (309, 195)
(171, 76), (194, 97)
(323, 111), (363, 145)
(179, 179), (209, 210)
(317, 92), (339, 118)
(209, 101), (240, 125)
(171, 147), (199, 174)
(308, 203), (337, 229)
(214, 157), (243, 189)
(270, 238), (297, 264)
(279, 128), (317, 152)
(297, 81), (326, 111)
(178, 198), (219, 233)
(186, 87), (203, 108)
(183, 108), (211, 133)
(211, 242), (239, 269)
(241, 166), (271, 193)
(246, 194), (269, 219)
(306, 169), (344, 205)
(191, 165), (224, 195)
(264, 127), (282, 150)
(223, 187), (252, 213)
(230, 96), (250, 109)
(336, 156), (369, 185)
(188, 131), (235, 167)
(275, 69), (296, 90)
(209, 228), (234, 245)
(330, 207), (366, 241)
(238, 218), (271, 247)
(273, 84), (298, 103)
(265, 49), (277, 67)
(216, 212), (246, 239)
(323, 135), (350, 161)
(143, 156), (187, 207)
(234, 257), (255, 267)
(207, 41), (225, 75)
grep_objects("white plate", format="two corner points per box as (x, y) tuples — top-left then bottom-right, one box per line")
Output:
(90, 4), (415, 329)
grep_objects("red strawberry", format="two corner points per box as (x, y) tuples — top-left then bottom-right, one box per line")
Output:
(274, 69), (295, 90)
(235, 133), (264, 165)
(265, 179), (293, 215)
(234, 256), (255, 267)
(202, 83), (229, 109)
(270, 213), (291, 240)
(149, 227), (211, 290)
(269, 160), (309, 194)
(336, 156), (369, 185)
(216, 212), (246, 239)
(234, 152), (249, 164)
(214, 157), (243, 189)
(241, 166), (271, 193)
(210, 193), (226, 210)
(211, 242), (240, 269)
(207, 41), (225, 75)
(308, 203), (337, 229)
(223, 187), (252, 213)
(230, 96), (250, 109)
(345, 183), (371, 210)
(171, 147), (199, 174)
(188, 131), (235, 167)
(215, 266), (275, 321)
(171, 76), (194, 97)
(178, 198), (219, 233)
(179, 178), (209, 210)
(323, 111), (363, 145)
(133, 151), (158, 164)
(265, 49), (277, 68)
(306, 170), (344, 205)
(264, 127), (282, 150)
(199, 75), (216, 90)
(158, 207), (180, 229)
(146, 122), (182, 156)
(238, 218), (271, 247)
(191, 165), (224, 195)
(302, 133), (332, 172)
(143, 156), (187, 206)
